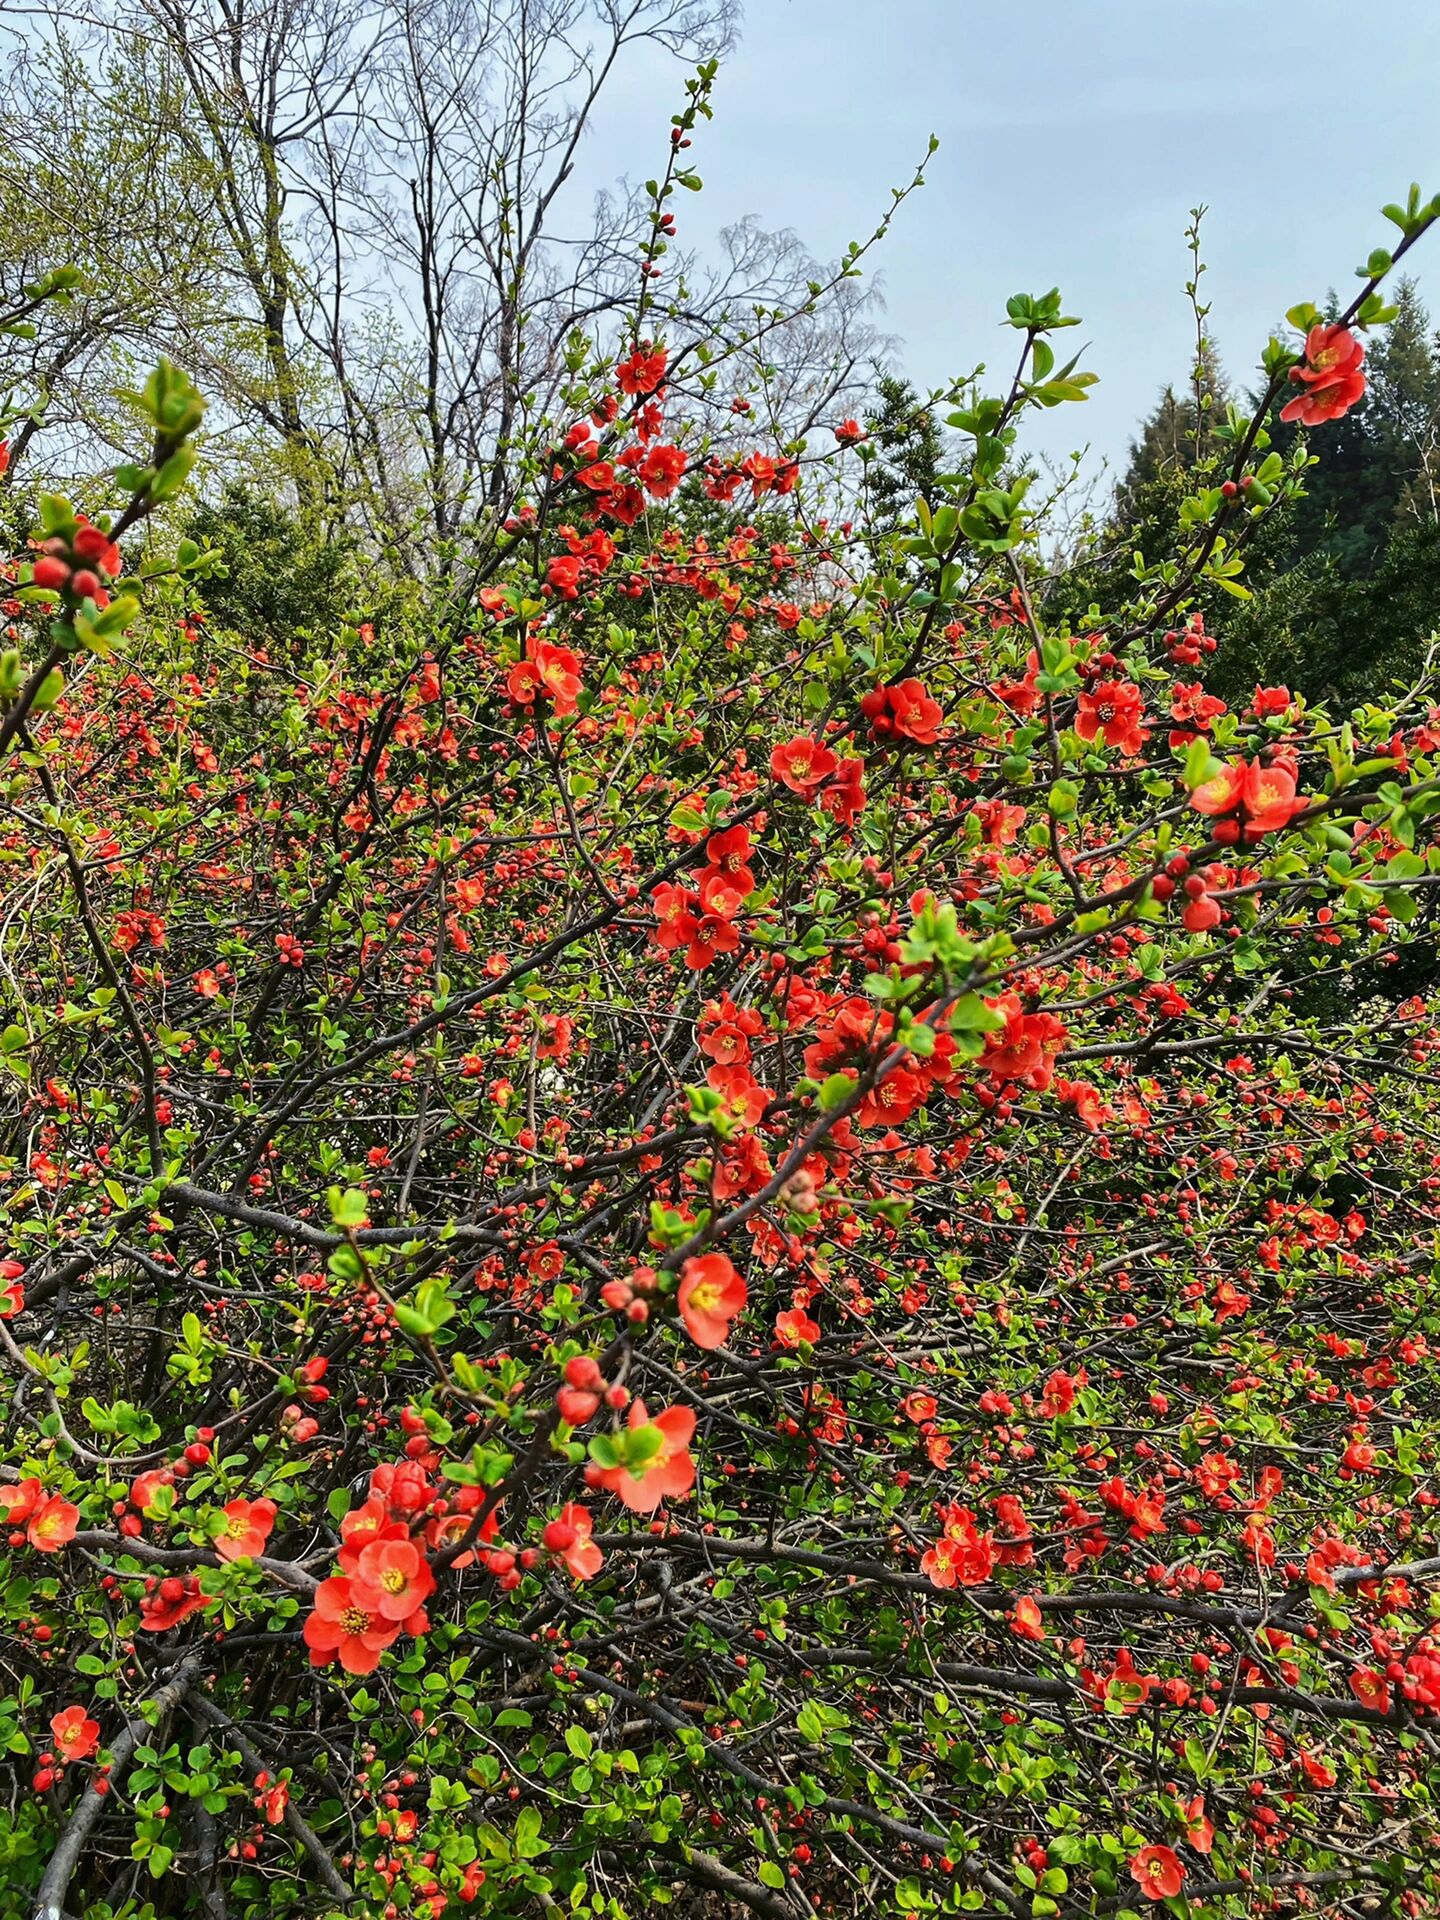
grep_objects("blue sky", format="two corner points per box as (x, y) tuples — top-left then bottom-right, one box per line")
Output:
(573, 0), (1440, 479)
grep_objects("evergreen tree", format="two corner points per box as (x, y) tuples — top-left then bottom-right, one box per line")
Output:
(863, 372), (946, 528)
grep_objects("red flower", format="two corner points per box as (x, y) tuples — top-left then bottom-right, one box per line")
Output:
(1129, 1845), (1185, 1901)
(1184, 1795), (1214, 1854)
(1076, 679), (1147, 753)
(349, 1536), (437, 1622)
(703, 825), (756, 892)
(1040, 1369), (1076, 1418)
(1009, 1596), (1046, 1641)
(303, 1575), (403, 1674)
(593, 1400), (696, 1513)
(213, 1497), (278, 1563)
(527, 1241), (565, 1281)
(544, 1502), (603, 1580)
(1240, 758), (1304, 837)
(1281, 323), (1366, 426)
(507, 638), (584, 717)
(678, 1251), (747, 1350)
(774, 1307), (820, 1349)
(1189, 759), (1246, 817)
(638, 443), (687, 497)
(1350, 1665), (1391, 1712)
(818, 756), (866, 825)
(546, 553), (582, 598)
(337, 1499), (407, 1571)
(861, 679), (942, 746)
(697, 866), (750, 920)
(856, 1065), (923, 1129)
(27, 1495), (79, 1553)
(424, 1492), (498, 1568)
(650, 882), (700, 953)
(770, 737), (837, 795)
(0, 1481), (42, 1533)
(1102, 1648), (1158, 1713)
(139, 1574), (215, 1632)
(50, 1705), (101, 1762)
(616, 344), (666, 395)
(691, 910), (742, 970)
(1251, 683), (1293, 716)
(981, 994), (1067, 1092)
(922, 1509), (995, 1588)
(259, 1780), (290, 1825)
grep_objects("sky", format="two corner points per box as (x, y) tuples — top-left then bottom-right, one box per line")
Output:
(570, 0), (1440, 481)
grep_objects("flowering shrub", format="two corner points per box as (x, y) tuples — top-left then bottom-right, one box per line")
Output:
(3, 132), (1440, 1920)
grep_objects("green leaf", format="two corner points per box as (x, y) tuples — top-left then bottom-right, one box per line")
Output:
(328, 1187), (369, 1228)
(818, 1072), (856, 1111)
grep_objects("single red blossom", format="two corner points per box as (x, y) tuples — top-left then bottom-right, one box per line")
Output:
(697, 866), (750, 920)
(678, 1251), (747, 1350)
(527, 1241), (565, 1281)
(259, 1781), (290, 1825)
(337, 1499), (408, 1571)
(1040, 1369), (1076, 1418)
(1009, 1596), (1047, 1641)
(861, 679), (943, 746)
(1129, 1845), (1185, 1902)
(616, 344), (667, 395)
(507, 638), (584, 717)
(856, 1065), (924, 1129)
(349, 1536), (437, 1621)
(683, 910), (740, 970)
(1251, 683), (1293, 716)
(1189, 759), (1246, 817)
(818, 755), (866, 825)
(1184, 1794), (1215, 1854)
(703, 825), (756, 891)
(546, 553), (582, 598)
(774, 1307), (820, 1349)
(303, 1575), (403, 1674)
(638, 443), (686, 497)
(1240, 758), (1305, 837)
(770, 736), (838, 795)
(536, 1014), (573, 1060)
(213, 1497), (278, 1563)
(50, 1705), (101, 1763)
(1076, 678), (1147, 753)
(592, 1400), (696, 1513)
(27, 1495), (79, 1553)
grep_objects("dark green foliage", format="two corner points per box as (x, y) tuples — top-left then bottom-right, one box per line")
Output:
(1210, 518), (1440, 708)
(1065, 279), (1440, 702)
(863, 371), (946, 529)
(186, 484), (353, 653)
